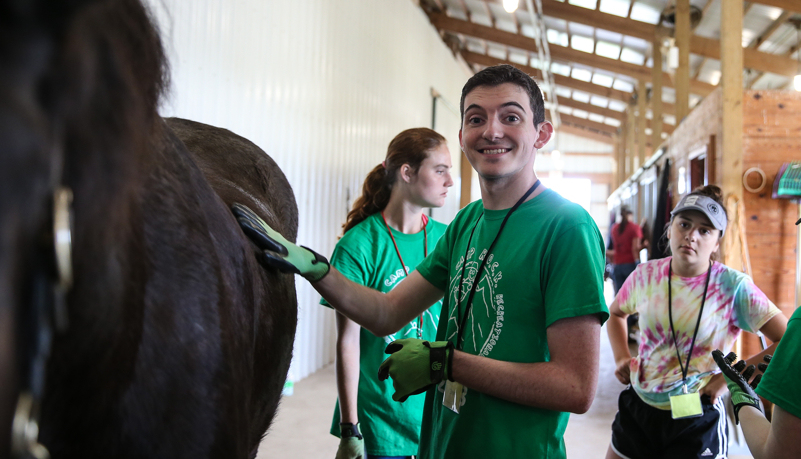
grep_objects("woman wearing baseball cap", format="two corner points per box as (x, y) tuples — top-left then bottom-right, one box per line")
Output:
(605, 185), (788, 459)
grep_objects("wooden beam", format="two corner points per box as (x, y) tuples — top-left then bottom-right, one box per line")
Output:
(691, 34), (800, 78)
(749, 11), (791, 49)
(531, 0), (801, 78)
(428, 12), (715, 96)
(461, 51), (631, 102)
(747, 0), (801, 15)
(637, 79), (647, 171)
(625, 105), (635, 177)
(556, 113), (618, 135)
(652, 39), (664, 148)
(721, 0), (743, 207)
(617, 121), (626, 186)
(676, 0), (691, 123)
(461, 51), (678, 117)
(557, 124), (616, 145)
(553, 98), (625, 121)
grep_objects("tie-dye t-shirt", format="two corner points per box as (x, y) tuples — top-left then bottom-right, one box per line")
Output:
(618, 257), (780, 409)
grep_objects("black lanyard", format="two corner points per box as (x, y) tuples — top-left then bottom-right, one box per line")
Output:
(667, 260), (712, 386)
(453, 180), (541, 350)
(381, 212), (428, 338)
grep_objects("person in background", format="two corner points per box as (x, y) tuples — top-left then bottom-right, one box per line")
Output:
(711, 216), (801, 459)
(605, 185), (787, 459)
(607, 205), (643, 294)
(323, 128), (453, 459)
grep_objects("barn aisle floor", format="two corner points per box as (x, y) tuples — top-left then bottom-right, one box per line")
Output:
(256, 283), (754, 458)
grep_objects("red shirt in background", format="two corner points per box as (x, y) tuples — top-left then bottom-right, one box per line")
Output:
(611, 221), (642, 265)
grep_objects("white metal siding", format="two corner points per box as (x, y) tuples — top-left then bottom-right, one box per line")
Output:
(146, 0), (471, 381)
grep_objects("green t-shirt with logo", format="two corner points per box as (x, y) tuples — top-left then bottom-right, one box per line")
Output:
(414, 189), (609, 459)
(321, 212), (447, 456)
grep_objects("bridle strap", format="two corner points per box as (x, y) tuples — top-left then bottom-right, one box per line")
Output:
(11, 123), (72, 459)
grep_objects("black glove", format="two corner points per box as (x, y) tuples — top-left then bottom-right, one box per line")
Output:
(712, 350), (766, 424)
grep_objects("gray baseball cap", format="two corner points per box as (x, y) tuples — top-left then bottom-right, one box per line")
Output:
(671, 194), (727, 235)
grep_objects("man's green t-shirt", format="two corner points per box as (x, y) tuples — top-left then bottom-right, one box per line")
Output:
(757, 306), (801, 419)
(414, 189), (609, 459)
(321, 212), (447, 456)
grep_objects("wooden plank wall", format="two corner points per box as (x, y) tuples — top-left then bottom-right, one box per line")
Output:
(665, 89), (723, 195)
(742, 90), (801, 319)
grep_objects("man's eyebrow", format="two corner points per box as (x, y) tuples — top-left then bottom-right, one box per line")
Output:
(464, 103), (483, 113)
(464, 101), (526, 112)
(500, 101), (525, 111)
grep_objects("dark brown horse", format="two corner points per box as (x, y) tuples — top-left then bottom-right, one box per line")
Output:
(1, 0), (298, 457)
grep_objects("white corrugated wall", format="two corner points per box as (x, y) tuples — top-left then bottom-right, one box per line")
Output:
(144, 0), (470, 382)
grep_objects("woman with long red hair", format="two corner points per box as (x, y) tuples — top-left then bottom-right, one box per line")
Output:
(321, 128), (454, 459)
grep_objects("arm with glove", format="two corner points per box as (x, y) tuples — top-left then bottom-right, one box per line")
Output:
(712, 350), (801, 459)
(378, 314), (601, 414)
(231, 203), (442, 337)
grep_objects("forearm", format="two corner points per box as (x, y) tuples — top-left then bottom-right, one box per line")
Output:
(450, 352), (596, 413)
(315, 269), (443, 337)
(313, 268), (409, 336)
(335, 315), (361, 423)
(607, 313), (631, 363)
(739, 406), (774, 459)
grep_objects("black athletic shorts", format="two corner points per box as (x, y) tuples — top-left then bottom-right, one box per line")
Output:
(610, 386), (728, 459)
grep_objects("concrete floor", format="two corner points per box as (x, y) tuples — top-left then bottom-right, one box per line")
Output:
(257, 281), (754, 458)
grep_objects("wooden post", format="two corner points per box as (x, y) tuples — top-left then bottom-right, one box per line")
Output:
(721, 0), (743, 212)
(617, 127), (626, 188)
(626, 105), (635, 178)
(460, 152), (473, 208)
(652, 39), (664, 147)
(676, 0), (691, 123)
(637, 79), (647, 171)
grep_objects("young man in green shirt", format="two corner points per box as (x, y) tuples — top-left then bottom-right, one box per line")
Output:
(234, 64), (608, 458)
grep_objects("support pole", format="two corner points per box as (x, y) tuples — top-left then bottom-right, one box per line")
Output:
(721, 0), (744, 266)
(637, 79), (647, 171)
(676, 0), (691, 123)
(652, 40), (664, 147)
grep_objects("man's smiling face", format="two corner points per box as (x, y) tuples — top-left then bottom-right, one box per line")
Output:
(459, 83), (551, 183)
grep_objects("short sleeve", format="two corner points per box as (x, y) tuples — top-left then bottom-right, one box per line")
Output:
(414, 229), (451, 292)
(635, 224), (643, 239)
(320, 245), (367, 307)
(543, 221), (609, 327)
(617, 268), (640, 316)
(732, 277), (781, 333)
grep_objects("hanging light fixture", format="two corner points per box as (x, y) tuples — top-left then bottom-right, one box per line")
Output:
(503, 0), (519, 14)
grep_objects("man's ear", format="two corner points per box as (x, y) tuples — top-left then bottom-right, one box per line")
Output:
(534, 121), (554, 149)
(458, 129), (464, 152)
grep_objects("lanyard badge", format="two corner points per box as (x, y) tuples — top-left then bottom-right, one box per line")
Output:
(667, 261), (712, 420)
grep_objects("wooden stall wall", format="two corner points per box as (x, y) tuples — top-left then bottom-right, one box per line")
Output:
(665, 89), (723, 196)
(742, 90), (801, 319)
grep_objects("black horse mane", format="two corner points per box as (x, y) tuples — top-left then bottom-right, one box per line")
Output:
(1, 0), (170, 452)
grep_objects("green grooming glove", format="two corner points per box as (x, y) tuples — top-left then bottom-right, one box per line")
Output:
(231, 203), (329, 282)
(712, 349), (762, 424)
(378, 338), (453, 402)
(336, 423), (364, 459)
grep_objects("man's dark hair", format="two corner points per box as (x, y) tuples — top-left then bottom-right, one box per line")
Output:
(460, 64), (546, 127)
